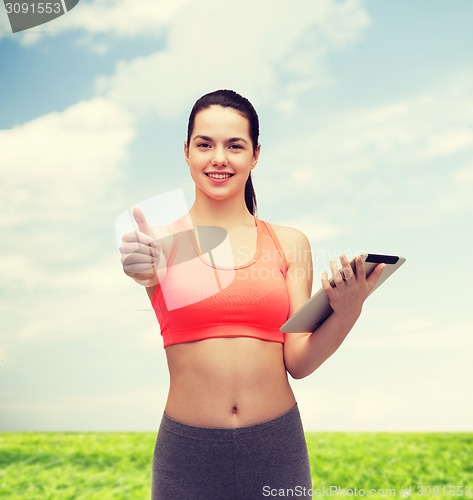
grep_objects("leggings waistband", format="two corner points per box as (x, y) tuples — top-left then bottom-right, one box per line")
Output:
(159, 403), (300, 442)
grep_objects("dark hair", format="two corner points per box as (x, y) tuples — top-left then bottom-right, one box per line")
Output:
(186, 89), (259, 215)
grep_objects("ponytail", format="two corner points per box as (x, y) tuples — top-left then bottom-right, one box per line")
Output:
(245, 173), (257, 216)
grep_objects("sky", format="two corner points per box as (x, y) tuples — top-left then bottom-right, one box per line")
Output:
(0, 0), (472, 432)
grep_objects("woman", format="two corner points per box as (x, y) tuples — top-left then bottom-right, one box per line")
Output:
(120, 89), (385, 499)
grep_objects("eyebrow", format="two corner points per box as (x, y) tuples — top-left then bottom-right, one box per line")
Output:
(193, 135), (249, 144)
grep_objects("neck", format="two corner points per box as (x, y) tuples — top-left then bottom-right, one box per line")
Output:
(189, 188), (254, 228)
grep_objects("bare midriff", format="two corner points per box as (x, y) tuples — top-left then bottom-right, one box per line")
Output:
(164, 337), (296, 428)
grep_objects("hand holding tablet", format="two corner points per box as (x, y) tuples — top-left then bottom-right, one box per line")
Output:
(280, 253), (406, 333)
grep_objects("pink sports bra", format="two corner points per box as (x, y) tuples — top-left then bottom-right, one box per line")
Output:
(150, 215), (290, 348)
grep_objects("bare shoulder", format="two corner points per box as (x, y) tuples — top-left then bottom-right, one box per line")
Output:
(269, 222), (313, 308)
(269, 222), (311, 264)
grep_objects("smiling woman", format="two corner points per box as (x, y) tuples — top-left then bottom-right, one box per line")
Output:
(119, 89), (385, 499)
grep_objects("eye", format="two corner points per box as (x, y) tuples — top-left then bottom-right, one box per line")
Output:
(229, 144), (243, 150)
(197, 143), (211, 148)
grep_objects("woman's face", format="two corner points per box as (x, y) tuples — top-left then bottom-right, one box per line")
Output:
(184, 105), (260, 203)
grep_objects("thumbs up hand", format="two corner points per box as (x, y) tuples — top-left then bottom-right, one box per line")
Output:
(119, 207), (167, 287)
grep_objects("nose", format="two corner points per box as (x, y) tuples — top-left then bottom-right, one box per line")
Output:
(211, 146), (228, 166)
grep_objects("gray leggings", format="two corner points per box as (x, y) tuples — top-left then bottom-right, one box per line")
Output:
(151, 404), (312, 499)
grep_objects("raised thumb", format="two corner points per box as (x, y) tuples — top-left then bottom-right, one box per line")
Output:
(132, 207), (152, 235)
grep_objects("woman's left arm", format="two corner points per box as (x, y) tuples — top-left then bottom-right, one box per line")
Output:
(276, 226), (385, 380)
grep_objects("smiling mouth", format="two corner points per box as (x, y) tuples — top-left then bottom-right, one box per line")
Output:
(205, 173), (234, 179)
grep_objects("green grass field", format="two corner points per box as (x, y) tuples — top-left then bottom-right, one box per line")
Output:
(1, 432), (472, 499)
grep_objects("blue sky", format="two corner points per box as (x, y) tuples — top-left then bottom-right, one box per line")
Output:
(1, 0), (472, 432)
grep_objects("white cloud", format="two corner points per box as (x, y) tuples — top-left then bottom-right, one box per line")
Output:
(293, 313), (473, 431)
(272, 214), (343, 243)
(0, 2), (11, 32)
(3, 0), (370, 57)
(420, 129), (473, 159)
(297, 381), (473, 431)
(67, 0), (192, 36)
(2, 0), (195, 47)
(0, 258), (157, 346)
(93, 0), (370, 119)
(260, 71), (473, 210)
(0, 97), (135, 227)
(436, 163), (473, 213)
(353, 312), (473, 349)
(1, 386), (168, 431)
(452, 165), (473, 183)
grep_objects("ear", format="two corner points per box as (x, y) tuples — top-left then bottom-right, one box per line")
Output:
(184, 141), (190, 166)
(251, 143), (261, 170)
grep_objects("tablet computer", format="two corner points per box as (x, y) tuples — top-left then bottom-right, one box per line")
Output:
(280, 253), (406, 333)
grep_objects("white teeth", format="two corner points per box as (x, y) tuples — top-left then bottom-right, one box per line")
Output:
(207, 173), (232, 179)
